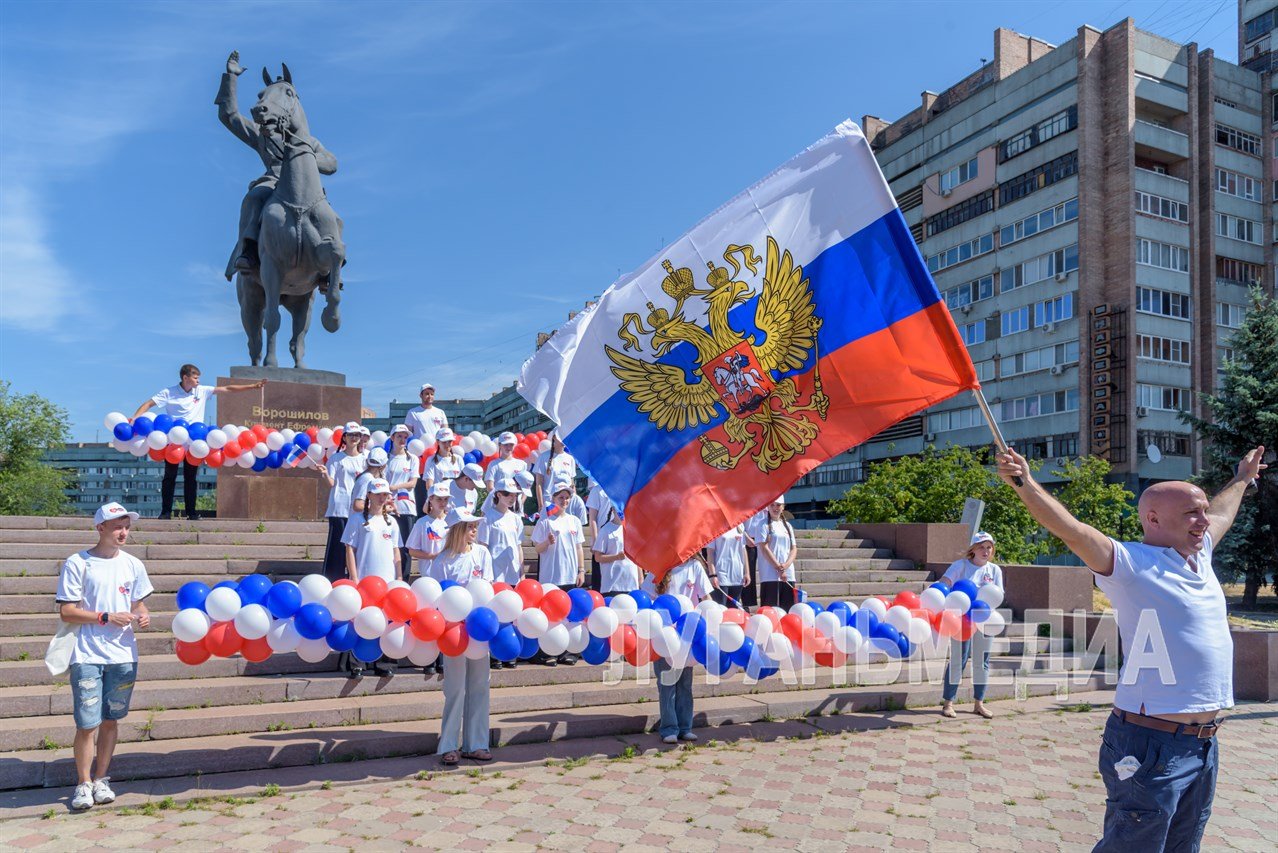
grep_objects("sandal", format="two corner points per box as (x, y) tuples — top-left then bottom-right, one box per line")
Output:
(974, 703), (994, 719)
(461, 749), (493, 762)
(940, 703), (956, 719)
(440, 751), (460, 766)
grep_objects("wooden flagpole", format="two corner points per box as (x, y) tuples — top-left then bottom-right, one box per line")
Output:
(972, 387), (1022, 487)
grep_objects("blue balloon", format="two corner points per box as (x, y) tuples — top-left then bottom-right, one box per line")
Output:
(566, 588), (594, 623)
(112, 422), (133, 442)
(294, 603), (334, 640)
(807, 600), (825, 616)
(730, 636), (756, 669)
(952, 579), (980, 603)
(629, 590), (653, 611)
(827, 601), (854, 627)
(326, 621), (359, 652)
(440, 579), (458, 591)
(674, 612), (707, 645)
(968, 599), (991, 623)
(152, 414), (174, 433)
(176, 581), (211, 612)
(489, 625), (522, 661)
(212, 580), (239, 593)
(131, 416), (154, 437)
(279, 442), (296, 463)
(237, 574), (273, 606)
(265, 582), (302, 619)
(265, 450), (282, 469)
(252, 457), (268, 472)
(870, 621), (902, 657)
(187, 422), (209, 441)
(896, 634), (912, 658)
(517, 632), (540, 660)
(929, 581), (952, 596)
(352, 636), (383, 663)
(465, 606), (500, 642)
(850, 609), (879, 636)
(692, 634), (721, 668)
(653, 594), (682, 623)
(582, 634), (610, 665)
(384, 439), (394, 453)
(294, 433), (312, 449)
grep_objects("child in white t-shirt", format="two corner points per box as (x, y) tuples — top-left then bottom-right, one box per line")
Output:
(643, 553), (713, 745)
(939, 531), (1004, 720)
(479, 479), (526, 587)
(591, 508), (641, 595)
(340, 479), (402, 679)
(407, 483), (452, 582)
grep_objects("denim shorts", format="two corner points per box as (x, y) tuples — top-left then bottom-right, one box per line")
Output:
(69, 662), (138, 730)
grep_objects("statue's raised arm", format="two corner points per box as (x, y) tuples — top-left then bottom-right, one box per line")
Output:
(215, 50), (259, 149)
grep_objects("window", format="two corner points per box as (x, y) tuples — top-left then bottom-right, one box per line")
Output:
(927, 190), (994, 236)
(1215, 167), (1262, 201)
(939, 158), (979, 194)
(943, 275), (995, 309)
(1217, 302), (1248, 328)
(1137, 334), (1191, 365)
(999, 106), (1078, 162)
(926, 233), (994, 273)
(1215, 124), (1261, 156)
(1216, 213), (1260, 244)
(958, 321), (986, 346)
(999, 151), (1079, 206)
(895, 185), (923, 213)
(929, 406), (983, 432)
(998, 198), (1079, 246)
(1034, 293), (1074, 326)
(1001, 306), (1030, 336)
(973, 359), (995, 383)
(1137, 383), (1188, 412)
(1245, 9), (1275, 43)
(1001, 340), (1079, 377)
(1216, 256), (1263, 286)
(1214, 96), (1239, 109)
(999, 390), (1079, 422)
(1134, 191), (1188, 222)
(1137, 158), (1169, 175)
(1136, 238), (1189, 272)
(999, 244), (1079, 291)
(1136, 286), (1191, 319)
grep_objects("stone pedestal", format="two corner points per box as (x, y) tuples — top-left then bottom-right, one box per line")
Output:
(215, 368), (361, 519)
(1000, 564), (1095, 619)
(1232, 630), (1278, 701)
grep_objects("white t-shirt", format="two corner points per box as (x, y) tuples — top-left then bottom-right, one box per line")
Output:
(449, 480), (478, 514)
(592, 520), (641, 593)
(478, 509), (525, 585)
(151, 383), (215, 424)
(405, 515), (448, 579)
(1097, 534), (1234, 716)
(566, 494), (587, 526)
(642, 557), (713, 604)
(422, 451), (463, 488)
(744, 511), (768, 545)
(757, 519), (795, 582)
(533, 451), (577, 502)
(434, 547), (494, 586)
(532, 513), (584, 586)
(941, 559), (1004, 590)
(385, 452), (419, 516)
(324, 451), (366, 518)
(351, 470), (386, 508)
(341, 514), (402, 582)
(403, 405), (449, 442)
(480, 455), (529, 513)
(586, 484), (611, 524)
(56, 550), (154, 665)
(708, 526), (748, 586)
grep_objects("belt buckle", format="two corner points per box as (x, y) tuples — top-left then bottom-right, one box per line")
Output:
(1196, 721), (1218, 739)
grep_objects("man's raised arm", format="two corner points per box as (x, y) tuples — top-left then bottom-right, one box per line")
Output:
(1206, 446), (1267, 545)
(215, 50), (258, 148)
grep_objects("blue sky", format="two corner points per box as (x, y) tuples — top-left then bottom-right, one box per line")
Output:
(1, 0), (1236, 440)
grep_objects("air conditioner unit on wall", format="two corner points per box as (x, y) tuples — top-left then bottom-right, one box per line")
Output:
(960, 304), (972, 314)
(1136, 406), (1149, 417)
(941, 187), (952, 197)
(923, 433), (937, 442)
(1055, 457), (1067, 466)
(1055, 271), (1069, 282)
(1049, 364), (1064, 375)
(1043, 321), (1057, 334)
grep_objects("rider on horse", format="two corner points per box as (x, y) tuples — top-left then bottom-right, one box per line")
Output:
(215, 51), (338, 281)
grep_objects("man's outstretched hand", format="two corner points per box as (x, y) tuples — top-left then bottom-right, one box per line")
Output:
(1238, 445), (1267, 485)
(996, 447), (1034, 489)
(227, 50), (245, 76)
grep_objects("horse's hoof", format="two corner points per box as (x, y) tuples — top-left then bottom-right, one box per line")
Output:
(321, 306), (340, 333)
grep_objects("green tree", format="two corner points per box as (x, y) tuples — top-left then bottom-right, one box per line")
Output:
(828, 445), (1047, 564)
(1180, 287), (1278, 606)
(1047, 456), (1141, 556)
(0, 381), (73, 516)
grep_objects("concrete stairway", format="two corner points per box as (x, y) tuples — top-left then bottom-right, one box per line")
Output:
(0, 516), (1104, 791)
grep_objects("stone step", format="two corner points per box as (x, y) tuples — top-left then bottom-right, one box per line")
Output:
(801, 581), (929, 598)
(0, 593), (180, 616)
(0, 559), (319, 578)
(0, 633), (177, 662)
(791, 569), (930, 585)
(0, 529), (328, 546)
(792, 530), (872, 542)
(788, 541), (891, 554)
(0, 650), (335, 689)
(1, 672), (1111, 790)
(792, 557), (917, 572)
(0, 517), (331, 534)
(0, 544), (318, 561)
(0, 612), (175, 638)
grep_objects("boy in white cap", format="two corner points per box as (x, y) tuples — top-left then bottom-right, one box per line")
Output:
(450, 463), (484, 513)
(56, 503), (153, 810)
(403, 383), (449, 442)
(351, 447), (390, 514)
(480, 432), (527, 513)
(531, 478), (585, 665)
(422, 427), (463, 494)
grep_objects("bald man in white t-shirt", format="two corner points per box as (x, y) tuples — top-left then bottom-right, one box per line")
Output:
(997, 445), (1266, 851)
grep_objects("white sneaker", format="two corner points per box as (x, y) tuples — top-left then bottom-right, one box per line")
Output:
(679, 732), (698, 742)
(71, 783), (94, 810)
(92, 777), (115, 804)
(662, 734), (679, 744)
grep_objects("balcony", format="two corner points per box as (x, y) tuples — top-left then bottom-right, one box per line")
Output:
(1135, 120), (1189, 160)
(1135, 77), (1189, 114)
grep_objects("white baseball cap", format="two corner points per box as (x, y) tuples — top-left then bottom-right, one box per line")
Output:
(366, 478), (391, 495)
(514, 470), (535, 495)
(344, 421), (360, 432)
(420, 382), (435, 392)
(493, 477), (520, 494)
(460, 462), (484, 482)
(429, 482), (452, 498)
(445, 507), (480, 527)
(367, 447), (389, 466)
(435, 427), (455, 442)
(771, 495), (786, 507)
(94, 502), (139, 526)
(391, 424), (410, 436)
(970, 531), (995, 547)
(550, 477), (574, 496)
(498, 431), (517, 446)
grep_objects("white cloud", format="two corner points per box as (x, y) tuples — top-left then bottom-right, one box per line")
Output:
(144, 262), (247, 338)
(0, 186), (76, 332)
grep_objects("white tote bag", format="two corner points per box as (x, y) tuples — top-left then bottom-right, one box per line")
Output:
(45, 622), (78, 676)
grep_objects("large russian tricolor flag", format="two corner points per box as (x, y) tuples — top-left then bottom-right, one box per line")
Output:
(519, 121), (979, 576)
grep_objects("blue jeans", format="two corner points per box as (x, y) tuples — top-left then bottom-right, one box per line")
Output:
(1093, 712), (1219, 852)
(438, 655), (490, 754)
(941, 637), (989, 701)
(69, 662), (138, 730)
(654, 657), (694, 737)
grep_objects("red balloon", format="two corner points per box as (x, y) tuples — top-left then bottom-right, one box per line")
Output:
(175, 640), (211, 665)
(892, 591), (921, 611)
(252, 424), (269, 440)
(306, 427), (319, 441)
(437, 622), (469, 657)
(957, 615), (976, 641)
(721, 608), (747, 626)
(937, 610), (962, 638)
(205, 449), (224, 468)
(238, 431), (257, 451)
(779, 614), (805, 644)
(797, 627), (822, 655)
(204, 621), (243, 657)
(540, 589), (571, 622)
(491, 582), (513, 596)
(814, 648), (848, 668)
(626, 637), (654, 667)
(164, 444), (186, 465)
(331, 428), (344, 448)
(357, 576), (389, 608)
(383, 587), (417, 623)
(148, 447), (167, 463)
(515, 579), (544, 608)
(609, 624), (637, 657)
(512, 444), (530, 460)
(410, 607), (445, 642)
(240, 636), (273, 662)
(333, 578), (357, 589)
(587, 590), (605, 610)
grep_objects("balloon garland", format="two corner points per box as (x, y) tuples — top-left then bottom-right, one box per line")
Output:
(170, 573), (1007, 673)
(100, 411), (550, 473)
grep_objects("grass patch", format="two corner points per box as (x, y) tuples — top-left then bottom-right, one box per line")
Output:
(1060, 702), (1093, 713)
(260, 783), (281, 798)
(41, 808), (55, 820)
(1003, 798), (1017, 806)
(158, 796), (176, 810)
(39, 735), (61, 751)
(611, 744), (638, 762)
(321, 780), (332, 790)
(741, 825), (775, 838)
(414, 770), (432, 781)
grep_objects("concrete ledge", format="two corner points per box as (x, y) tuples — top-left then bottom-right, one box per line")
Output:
(841, 523), (970, 569)
(1233, 630), (1278, 701)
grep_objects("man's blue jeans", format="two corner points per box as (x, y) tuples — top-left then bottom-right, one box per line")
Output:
(1093, 711), (1219, 852)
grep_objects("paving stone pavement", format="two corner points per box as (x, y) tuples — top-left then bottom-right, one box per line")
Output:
(2, 700), (1275, 851)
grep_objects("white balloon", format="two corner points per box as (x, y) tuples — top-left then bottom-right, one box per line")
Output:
(296, 636), (333, 663)
(436, 586), (474, 622)
(234, 603), (272, 640)
(168, 425), (190, 445)
(411, 577), (443, 609)
(527, 450), (539, 465)
(719, 622), (745, 653)
(541, 583), (559, 594)
(814, 612), (842, 640)
(325, 585), (363, 622)
(516, 607), (550, 638)
(402, 438), (422, 457)
(919, 587), (946, 614)
(317, 427), (334, 447)
(885, 605), (912, 633)
(298, 574), (333, 605)
(307, 443), (325, 461)
(188, 440), (210, 459)
(539, 623), (570, 656)
(463, 638), (490, 660)
(205, 429), (227, 450)
(586, 606), (619, 639)
(407, 640), (440, 667)
(907, 616), (932, 644)
(538, 440), (551, 453)
(976, 584), (1005, 609)
(480, 439), (497, 456)
(860, 597), (888, 620)
(467, 578), (494, 607)
(766, 633), (794, 661)
(205, 587), (242, 622)
(460, 436), (476, 453)
(633, 609), (664, 640)
(238, 451), (256, 467)
(266, 432), (285, 451)
(651, 625), (675, 659)
(354, 606), (389, 640)
(380, 623), (417, 658)
(171, 608), (212, 643)
(127, 437), (148, 456)
(745, 614), (774, 643)
(280, 428), (297, 443)
(251, 442), (270, 459)
(387, 579), (410, 592)
(788, 602), (816, 626)
(104, 412), (128, 429)
(566, 623), (591, 654)
(490, 589), (523, 623)
(670, 593), (694, 615)
(609, 594), (638, 625)
(109, 437), (130, 453)
(266, 618), (302, 653)
(147, 431), (170, 450)
(944, 590), (972, 614)
(370, 430), (388, 447)
(832, 626), (863, 654)
(978, 610), (1007, 636)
